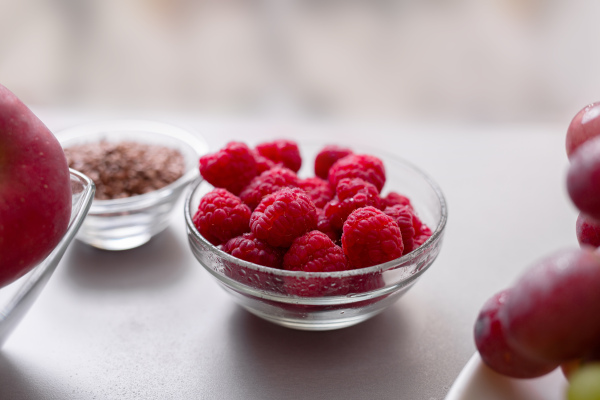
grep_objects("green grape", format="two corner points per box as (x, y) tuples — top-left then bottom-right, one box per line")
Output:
(567, 362), (600, 400)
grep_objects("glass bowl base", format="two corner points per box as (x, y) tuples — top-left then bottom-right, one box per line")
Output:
(77, 233), (153, 251)
(242, 306), (385, 331)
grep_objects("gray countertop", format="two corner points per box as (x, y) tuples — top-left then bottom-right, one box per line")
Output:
(0, 113), (576, 400)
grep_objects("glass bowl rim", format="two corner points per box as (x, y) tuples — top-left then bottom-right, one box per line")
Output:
(184, 148), (448, 279)
(55, 119), (209, 211)
(0, 168), (95, 348)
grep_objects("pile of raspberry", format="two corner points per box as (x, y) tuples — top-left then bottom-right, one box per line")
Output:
(194, 140), (432, 279)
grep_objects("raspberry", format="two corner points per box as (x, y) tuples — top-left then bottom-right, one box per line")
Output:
(282, 231), (350, 298)
(299, 177), (334, 208)
(342, 206), (404, 269)
(341, 272), (388, 308)
(199, 142), (258, 195)
(382, 191), (413, 210)
(316, 208), (340, 243)
(193, 188), (251, 245)
(406, 210), (432, 249)
(284, 275), (351, 298)
(414, 223), (432, 248)
(250, 188), (318, 248)
(324, 178), (381, 232)
(384, 205), (417, 254)
(283, 231), (348, 272)
(255, 139), (302, 173)
(222, 232), (284, 269)
(252, 150), (277, 174)
(221, 232), (286, 294)
(576, 213), (600, 248)
(328, 154), (386, 193)
(239, 166), (300, 210)
(348, 272), (385, 294)
(314, 145), (353, 179)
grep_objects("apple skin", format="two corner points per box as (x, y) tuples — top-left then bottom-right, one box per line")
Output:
(0, 84), (72, 288)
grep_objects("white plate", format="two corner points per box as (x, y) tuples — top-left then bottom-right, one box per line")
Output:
(445, 353), (569, 400)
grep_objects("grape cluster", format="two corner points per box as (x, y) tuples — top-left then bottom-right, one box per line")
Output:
(474, 102), (600, 399)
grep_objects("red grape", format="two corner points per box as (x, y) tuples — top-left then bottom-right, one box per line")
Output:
(500, 248), (600, 363)
(576, 213), (600, 248)
(474, 289), (558, 378)
(567, 136), (600, 220)
(562, 359), (583, 380)
(566, 102), (600, 160)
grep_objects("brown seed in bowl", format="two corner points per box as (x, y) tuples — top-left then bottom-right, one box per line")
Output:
(64, 140), (185, 200)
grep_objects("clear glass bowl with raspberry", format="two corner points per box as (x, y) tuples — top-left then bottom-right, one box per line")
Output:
(185, 145), (447, 331)
(56, 120), (209, 250)
(0, 169), (95, 348)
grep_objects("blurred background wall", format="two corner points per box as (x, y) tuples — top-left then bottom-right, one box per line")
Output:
(1, 0), (600, 124)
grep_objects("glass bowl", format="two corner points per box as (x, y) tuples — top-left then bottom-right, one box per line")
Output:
(0, 169), (94, 348)
(56, 120), (209, 250)
(184, 145), (448, 331)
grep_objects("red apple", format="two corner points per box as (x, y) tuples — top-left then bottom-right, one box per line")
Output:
(0, 84), (72, 288)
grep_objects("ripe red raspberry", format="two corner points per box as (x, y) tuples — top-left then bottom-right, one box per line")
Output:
(414, 223), (432, 248)
(283, 231), (348, 272)
(348, 272), (385, 294)
(284, 275), (351, 298)
(282, 231), (350, 298)
(324, 178), (381, 232)
(384, 205), (417, 254)
(314, 145), (353, 179)
(328, 154), (386, 193)
(250, 188), (318, 248)
(193, 188), (251, 245)
(199, 142), (258, 195)
(252, 150), (277, 174)
(343, 271), (388, 309)
(239, 166), (300, 210)
(382, 191), (413, 210)
(316, 208), (340, 243)
(222, 232), (284, 269)
(342, 206), (404, 269)
(255, 139), (302, 173)
(299, 177), (334, 208)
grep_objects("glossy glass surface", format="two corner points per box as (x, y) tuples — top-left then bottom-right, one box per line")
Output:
(57, 120), (209, 250)
(0, 170), (95, 347)
(185, 146), (448, 330)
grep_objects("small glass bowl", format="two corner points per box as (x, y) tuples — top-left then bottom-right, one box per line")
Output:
(56, 120), (209, 251)
(184, 146), (448, 331)
(0, 169), (94, 348)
